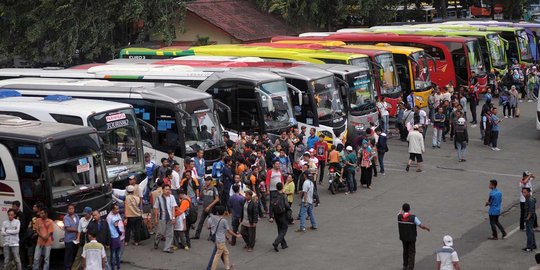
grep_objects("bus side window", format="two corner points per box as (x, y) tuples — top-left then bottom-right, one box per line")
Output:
(0, 159), (5, 180)
(50, 114), (83, 126)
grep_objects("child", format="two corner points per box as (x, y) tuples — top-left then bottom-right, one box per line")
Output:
(174, 190), (190, 250)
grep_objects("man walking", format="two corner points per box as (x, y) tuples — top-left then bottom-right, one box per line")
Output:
(397, 203), (430, 270)
(2, 209), (22, 270)
(485, 180), (507, 240)
(239, 190), (258, 252)
(313, 134), (328, 185)
(194, 178), (220, 239)
(272, 182), (291, 252)
(435, 235), (460, 270)
(375, 128), (388, 175)
(406, 125), (425, 173)
(153, 185), (178, 253)
(63, 204), (79, 270)
(296, 174), (317, 232)
(522, 187), (537, 252)
(266, 160), (284, 222)
(227, 185), (244, 246)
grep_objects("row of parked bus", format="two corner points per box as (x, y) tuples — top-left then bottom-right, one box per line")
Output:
(0, 20), (538, 250)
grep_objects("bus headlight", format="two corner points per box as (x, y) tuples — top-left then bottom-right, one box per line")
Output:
(355, 124), (365, 130)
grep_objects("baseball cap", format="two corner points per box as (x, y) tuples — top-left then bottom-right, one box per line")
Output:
(443, 235), (453, 247)
(83, 207), (93, 214)
(524, 171), (532, 177)
(346, 146), (353, 151)
(126, 185), (135, 193)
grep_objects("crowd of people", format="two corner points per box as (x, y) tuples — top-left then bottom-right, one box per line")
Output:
(2, 61), (540, 270)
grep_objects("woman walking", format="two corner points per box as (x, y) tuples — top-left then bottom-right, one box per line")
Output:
(359, 140), (374, 189)
(454, 118), (468, 162)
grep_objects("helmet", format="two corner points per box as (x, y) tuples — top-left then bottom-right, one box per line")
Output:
(457, 118), (466, 125)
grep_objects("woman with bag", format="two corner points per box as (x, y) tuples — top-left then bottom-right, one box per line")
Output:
(359, 140), (374, 189)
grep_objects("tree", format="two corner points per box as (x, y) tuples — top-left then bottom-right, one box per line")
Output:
(0, 0), (191, 67)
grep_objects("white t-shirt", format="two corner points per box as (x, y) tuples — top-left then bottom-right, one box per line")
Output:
(153, 194), (178, 220)
(171, 170), (181, 190)
(377, 101), (389, 116)
(436, 246), (459, 270)
(418, 110), (427, 125)
(174, 213), (185, 231)
(520, 178), (534, 203)
(302, 179), (314, 204)
(82, 240), (106, 270)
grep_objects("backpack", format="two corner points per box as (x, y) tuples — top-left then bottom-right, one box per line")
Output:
(271, 194), (286, 215)
(241, 170), (252, 186)
(187, 200), (198, 224)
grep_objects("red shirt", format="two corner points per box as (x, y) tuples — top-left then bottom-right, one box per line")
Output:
(313, 141), (328, 162)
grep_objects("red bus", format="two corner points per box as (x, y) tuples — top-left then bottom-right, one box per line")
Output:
(273, 33), (488, 93)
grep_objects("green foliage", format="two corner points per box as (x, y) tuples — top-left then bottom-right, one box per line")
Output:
(0, 0), (191, 66)
(193, 35), (211, 46)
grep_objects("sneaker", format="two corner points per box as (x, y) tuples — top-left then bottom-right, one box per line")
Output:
(504, 116), (508, 118)
(416, 169), (422, 173)
(192, 236), (200, 240)
(184, 246), (190, 251)
(344, 192), (350, 195)
(154, 242), (159, 249)
(405, 165), (410, 172)
(309, 227), (318, 230)
(380, 173), (386, 176)
(510, 116), (513, 118)
(492, 147), (501, 151)
(272, 243), (279, 252)
(436, 146), (441, 148)
(523, 248), (533, 252)
(295, 228), (306, 232)
(529, 100), (534, 103)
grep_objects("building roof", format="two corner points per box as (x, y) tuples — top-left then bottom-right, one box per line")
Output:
(187, 0), (295, 42)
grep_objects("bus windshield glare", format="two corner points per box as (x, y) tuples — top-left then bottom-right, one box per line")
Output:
(44, 133), (104, 200)
(347, 71), (375, 116)
(312, 76), (345, 120)
(411, 52), (431, 90)
(517, 30), (532, 61)
(466, 41), (485, 75)
(375, 54), (400, 95)
(88, 108), (142, 179)
(487, 34), (507, 69)
(259, 80), (296, 130)
(183, 99), (224, 153)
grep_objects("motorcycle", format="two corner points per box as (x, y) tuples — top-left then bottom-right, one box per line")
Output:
(328, 165), (346, 194)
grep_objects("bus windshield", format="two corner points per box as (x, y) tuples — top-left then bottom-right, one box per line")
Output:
(312, 76), (345, 120)
(487, 34), (507, 69)
(347, 71), (375, 116)
(466, 41), (485, 75)
(349, 57), (371, 70)
(411, 52), (431, 90)
(45, 133), (104, 200)
(183, 99), (224, 154)
(375, 54), (400, 95)
(88, 108), (142, 179)
(259, 80), (296, 130)
(517, 30), (532, 61)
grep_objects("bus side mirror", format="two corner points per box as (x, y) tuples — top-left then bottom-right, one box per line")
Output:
(302, 94), (309, 106)
(137, 118), (158, 147)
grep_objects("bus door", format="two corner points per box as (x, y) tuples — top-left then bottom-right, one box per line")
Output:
(0, 144), (23, 225)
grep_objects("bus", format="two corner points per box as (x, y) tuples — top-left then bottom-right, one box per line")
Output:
(246, 42), (402, 108)
(119, 47), (194, 59)
(366, 26), (509, 74)
(439, 23), (533, 64)
(277, 33), (483, 94)
(0, 114), (113, 249)
(0, 92), (145, 186)
(0, 78), (228, 172)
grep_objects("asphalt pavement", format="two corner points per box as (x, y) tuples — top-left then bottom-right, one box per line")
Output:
(116, 100), (540, 270)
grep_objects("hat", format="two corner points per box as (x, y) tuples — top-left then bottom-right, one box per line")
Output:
(346, 146), (353, 151)
(83, 207), (93, 214)
(443, 235), (453, 247)
(309, 148), (315, 153)
(126, 185), (135, 193)
(413, 125), (419, 130)
(128, 173), (136, 180)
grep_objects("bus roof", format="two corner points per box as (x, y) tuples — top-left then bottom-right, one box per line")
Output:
(315, 63), (370, 75)
(0, 78), (212, 104)
(119, 47), (194, 58)
(0, 115), (97, 143)
(252, 42), (391, 58)
(346, 44), (423, 55)
(0, 94), (133, 118)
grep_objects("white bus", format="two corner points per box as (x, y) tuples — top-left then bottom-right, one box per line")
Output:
(0, 90), (145, 186)
(0, 115), (112, 249)
(0, 78), (229, 171)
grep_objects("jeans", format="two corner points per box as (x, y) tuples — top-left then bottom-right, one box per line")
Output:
(520, 202), (539, 230)
(110, 246), (121, 270)
(382, 115), (389, 133)
(240, 225), (256, 249)
(155, 220), (174, 251)
(401, 240), (416, 270)
(299, 203), (317, 230)
(456, 141), (467, 160)
(273, 214), (288, 247)
(378, 152), (385, 173)
(345, 170), (357, 192)
(526, 216), (537, 249)
(432, 127), (443, 147)
(491, 130), (499, 148)
(210, 242), (230, 270)
(318, 161), (326, 183)
(4, 246), (22, 270)
(32, 245), (51, 270)
(489, 215), (506, 238)
(230, 216), (240, 246)
(125, 216), (142, 243)
(63, 241), (78, 270)
(195, 209), (211, 237)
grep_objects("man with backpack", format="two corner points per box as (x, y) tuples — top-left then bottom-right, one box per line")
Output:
(272, 182), (291, 252)
(194, 177), (220, 240)
(266, 160), (284, 223)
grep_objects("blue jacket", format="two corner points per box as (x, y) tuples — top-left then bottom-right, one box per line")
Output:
(306, 135), (319, 150)
(488, 188), (503, 216)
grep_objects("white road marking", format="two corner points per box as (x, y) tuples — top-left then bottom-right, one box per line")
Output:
(504, 226), (521, 239)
